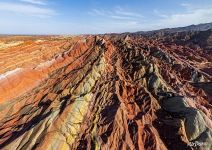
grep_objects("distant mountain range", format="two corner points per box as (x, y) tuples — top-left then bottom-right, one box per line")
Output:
(136, 22), (212, 35)
(129, 22), (212, 52)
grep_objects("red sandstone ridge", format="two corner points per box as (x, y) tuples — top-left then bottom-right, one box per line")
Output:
(0, 29), (211, 150)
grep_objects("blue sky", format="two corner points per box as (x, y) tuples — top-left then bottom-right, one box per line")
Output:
(0, 0), (212, 34)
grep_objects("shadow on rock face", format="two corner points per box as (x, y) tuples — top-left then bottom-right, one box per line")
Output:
(159, 92), (212, 150)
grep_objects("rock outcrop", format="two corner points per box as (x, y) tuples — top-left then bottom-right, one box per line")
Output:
(0, 33), (211, 150)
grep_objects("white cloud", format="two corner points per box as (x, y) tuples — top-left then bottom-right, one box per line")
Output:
(20, 0), (47, 5)
(87, 7), (145, 33)
(110, 15), (136, 20)
(153, 4), (212, 28)
(114, 6), (143, 18)
(153, 9), (168, 18)
(166, 9), (212, 25)
(0, 2), (57, 18)
(180, 3), (191, 8)
(115, 10), (143, 18)
(89, 9), (108, 16)
(89, 7), (143, 20)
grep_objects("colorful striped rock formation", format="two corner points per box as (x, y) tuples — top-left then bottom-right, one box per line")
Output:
(0, 34), (211, 150)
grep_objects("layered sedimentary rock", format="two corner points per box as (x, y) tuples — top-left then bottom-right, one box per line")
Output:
(0, 33), (211, 150)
